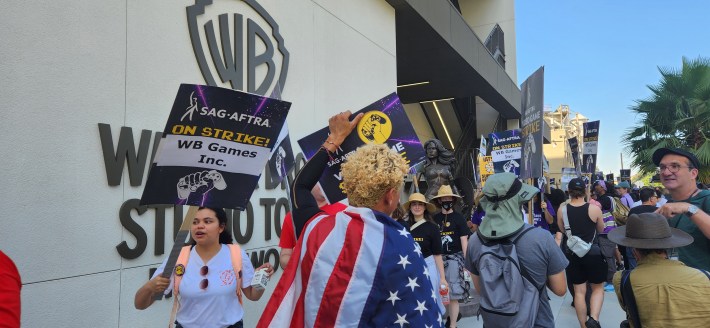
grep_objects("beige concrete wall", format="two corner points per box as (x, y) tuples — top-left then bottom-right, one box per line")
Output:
(458, 0), (518, 83)
(0, 0), (395, 326)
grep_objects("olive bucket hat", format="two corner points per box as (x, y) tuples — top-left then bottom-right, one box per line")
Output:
(479, 173), (539, 239)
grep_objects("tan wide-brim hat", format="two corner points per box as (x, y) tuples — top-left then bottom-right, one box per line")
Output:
(431, 185), (461, 202)
(403, 193), (436, 213)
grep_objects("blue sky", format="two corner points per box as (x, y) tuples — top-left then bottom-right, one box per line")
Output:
(515, 1), (710, 178)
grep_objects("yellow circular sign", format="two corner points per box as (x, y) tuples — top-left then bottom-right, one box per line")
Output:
(357, 111), (392, 144)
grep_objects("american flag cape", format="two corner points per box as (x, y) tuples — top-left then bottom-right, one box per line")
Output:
(257, 207), (443, 328)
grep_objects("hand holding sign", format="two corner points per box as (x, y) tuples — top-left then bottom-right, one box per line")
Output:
(298, 93), (426, 204)
(324, 111), (363, 152)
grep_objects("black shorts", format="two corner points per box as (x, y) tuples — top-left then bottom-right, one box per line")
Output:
(564, 245), (607, 285)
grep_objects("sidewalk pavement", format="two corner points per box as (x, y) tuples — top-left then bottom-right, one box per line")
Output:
(456, 287), (627, 328)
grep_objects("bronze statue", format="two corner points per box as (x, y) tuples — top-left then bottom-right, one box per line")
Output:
(418, 139), (458, 201)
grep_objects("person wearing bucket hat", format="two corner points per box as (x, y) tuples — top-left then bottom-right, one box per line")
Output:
(403, 192), (448, 315)
(652, 147), (710, 272)
(403, 192), (437, 214)
(557, 177), (608, 328)
(431, 185), (469, 328)
(609, 213), (710, 327)
(465, 173), (569, 327)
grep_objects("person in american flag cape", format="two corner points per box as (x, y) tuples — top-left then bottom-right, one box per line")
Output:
(257, 112), (444, 327)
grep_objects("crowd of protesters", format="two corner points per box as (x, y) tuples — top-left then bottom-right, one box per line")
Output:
(126, 109), (710, 328)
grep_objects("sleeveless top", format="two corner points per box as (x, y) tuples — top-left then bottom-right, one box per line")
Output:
(565, 203), (596, 243)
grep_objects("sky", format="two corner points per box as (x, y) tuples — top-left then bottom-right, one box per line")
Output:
(515, 1), (710, 178)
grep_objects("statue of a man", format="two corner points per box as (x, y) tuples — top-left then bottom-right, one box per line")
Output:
(418, 139), (458, 201)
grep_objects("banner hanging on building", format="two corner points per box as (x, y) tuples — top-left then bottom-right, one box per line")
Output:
(568, 136), (581, 177)
(489, 129), (522, 176)
(140, 84), (291, 209)
(520, 66), (544, 180)
(582, 120), (600, 174)
(479, 155), (494, 187)
(298, 93), (426, 204)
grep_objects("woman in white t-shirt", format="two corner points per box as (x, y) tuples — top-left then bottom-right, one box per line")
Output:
(135, 207), (274, 328)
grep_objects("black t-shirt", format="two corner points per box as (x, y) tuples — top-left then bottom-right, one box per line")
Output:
(410, 221), (442, 257)
(396, 218), (410, 231)
(628, 205), (657, 216)
(434, 212), (469, 254)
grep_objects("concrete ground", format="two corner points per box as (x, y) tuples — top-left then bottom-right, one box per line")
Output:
(455, 287), (627, 328)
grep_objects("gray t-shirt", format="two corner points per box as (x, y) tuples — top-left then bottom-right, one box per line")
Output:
(466, 224), (569, 327)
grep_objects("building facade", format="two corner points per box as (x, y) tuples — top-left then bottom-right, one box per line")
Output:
(0, 0), (520, 326)
(543, 104), (588, 185)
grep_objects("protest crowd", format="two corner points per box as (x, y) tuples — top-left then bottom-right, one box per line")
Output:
(127, 91), (710, 328)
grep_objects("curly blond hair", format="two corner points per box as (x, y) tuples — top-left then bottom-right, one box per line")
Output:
(341, 144), (409, 208)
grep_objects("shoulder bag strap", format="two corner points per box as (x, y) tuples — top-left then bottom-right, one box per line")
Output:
(607, 195), (616, 212)
(227, 244), (244, 305)
(620, 270), (642, 328)
(169, 246), (192, 328)
(409, 219), (426, 231)
(561, 204), (573, 240)
(698, 268), (710, 281)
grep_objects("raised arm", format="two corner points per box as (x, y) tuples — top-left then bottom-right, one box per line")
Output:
(291, 111), (362, 238)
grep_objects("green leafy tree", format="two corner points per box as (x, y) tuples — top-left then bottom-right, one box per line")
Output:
(624, 57), (710, 183)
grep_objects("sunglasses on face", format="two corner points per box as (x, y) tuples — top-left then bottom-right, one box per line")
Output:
(200, 265), (209, 290)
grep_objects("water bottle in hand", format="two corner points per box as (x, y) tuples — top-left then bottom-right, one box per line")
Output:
(439, 284), (450, 305)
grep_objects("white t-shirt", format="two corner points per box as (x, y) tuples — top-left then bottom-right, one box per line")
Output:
(152, 244), (255, 328)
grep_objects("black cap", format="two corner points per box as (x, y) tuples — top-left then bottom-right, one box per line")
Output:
(568, 178), (586, 191)
(652, 148), (701, 168)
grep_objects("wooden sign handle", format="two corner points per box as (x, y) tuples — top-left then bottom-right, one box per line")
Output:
(527, 178), (534, 225)
(153, 206), (198, 300)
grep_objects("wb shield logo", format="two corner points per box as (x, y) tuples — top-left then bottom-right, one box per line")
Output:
(187, 0), (289, 96)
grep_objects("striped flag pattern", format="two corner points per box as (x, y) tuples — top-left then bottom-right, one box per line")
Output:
(257, 206), (443, 328)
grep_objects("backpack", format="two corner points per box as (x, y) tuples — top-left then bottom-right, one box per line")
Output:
(608, 196), (630, 226)
(169, 244), (243, 328)
(474, 226), (542, 328)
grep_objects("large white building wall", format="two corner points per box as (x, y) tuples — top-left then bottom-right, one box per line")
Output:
(0, 0), (395, 327)
(458, 0), (518, 83)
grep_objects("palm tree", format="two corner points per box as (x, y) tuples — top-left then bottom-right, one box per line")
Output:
(623, 56), (710, 183)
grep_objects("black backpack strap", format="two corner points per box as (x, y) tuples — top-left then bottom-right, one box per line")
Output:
(698, 268), (710, 280)
(620, 270), (642, 328)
